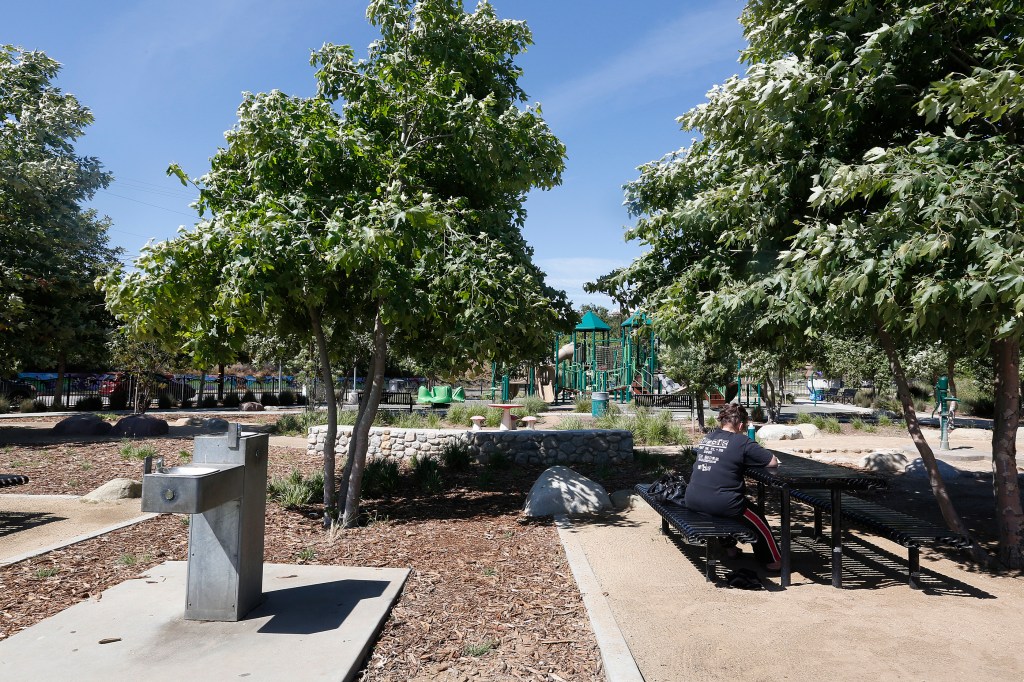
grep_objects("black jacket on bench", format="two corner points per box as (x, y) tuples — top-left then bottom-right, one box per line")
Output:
(685, 429), (773, 517)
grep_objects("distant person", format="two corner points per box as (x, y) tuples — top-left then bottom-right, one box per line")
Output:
(685, 403), (782, 570)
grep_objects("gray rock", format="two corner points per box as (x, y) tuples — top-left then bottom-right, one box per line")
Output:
(904, 457), (961, 480)
(756, 424), (803, 441)
(522, 465), (612, 517)
(240, 402), (264, 412)
(82, 478), (141, 502)
(610, 489), (636, 510)
(110, 415), (169, 437)
(860, 449), (908, 473)
(204, 418), (230, 432)
(52, 414), (112, 436)
(793, 423), (821, 439)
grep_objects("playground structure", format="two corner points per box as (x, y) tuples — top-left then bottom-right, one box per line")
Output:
(492, 310), (672, 404)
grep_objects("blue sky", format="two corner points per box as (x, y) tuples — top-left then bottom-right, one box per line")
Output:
(5, 0), (748, 309)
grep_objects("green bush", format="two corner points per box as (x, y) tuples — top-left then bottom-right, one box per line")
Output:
(409, 454), (443, 493)
(362, 458), (400, 497)
(19, 398), (46, 413)
(75, 396), (103, 411)
(484, 407), (503, 428)
(704, 416), (718, 430)
(179, 397), (192, 408)
(795, 412), (812, 425)
(119, 440), (157, 460)
(446, 404), (470, 426)
(241, 390), (257, 403)
(876, 414), (894, 427)
(273, 410), (328, 436)
(294, 393), (308, 405)
(157, 393), (174, 409)
(750, 406), (766, 423)
(223, 392), (241, 408)
(853, 389), (874, 408)
(485, 450), (511, 470)
(260, 392), (279, 406)
(278, 390), (296, 406)
(267, 469), (324, 508)
(850, 417), (865, 431)
(514, 395), (547, 417)
(872, 395), (902, 413)
(573, 397), (592, 413)
(913, 398), (931, 413)
(0, 396), (9, 413)
(820, 417), (841, 434)
(200, 395), (218, 408)
(556, 415), (587, 430)
(961, 396), (994, 418)
(108, 390), (129, 411)
(633, 448), (668, 471)
(439, 440), (473, 471)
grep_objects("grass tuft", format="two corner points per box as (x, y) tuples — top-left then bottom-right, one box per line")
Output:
(267, 469), (325, 508)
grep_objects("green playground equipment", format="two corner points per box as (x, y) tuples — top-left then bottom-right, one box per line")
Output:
(417, 385), (463, 405)
(931, 375), (959, 450)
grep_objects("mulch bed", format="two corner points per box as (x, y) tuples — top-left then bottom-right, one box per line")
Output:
(0, 421), (680, 680)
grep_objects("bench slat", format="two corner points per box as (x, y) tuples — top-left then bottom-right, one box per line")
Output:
(0, 474), (30, 488)
(635, 484), (755, 544)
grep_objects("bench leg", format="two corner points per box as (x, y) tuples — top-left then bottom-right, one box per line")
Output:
(814, 508), (823, 539)
(662, 517), (669, 535)
(831, 488), (843, 588)
(706, 539), (718, 582)
(908, 546), (921, 589)
(757, 481), (766, 515)
(781, 487), (791, 588)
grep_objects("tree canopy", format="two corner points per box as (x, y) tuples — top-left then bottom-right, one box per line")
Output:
(0, 46), (119, 379)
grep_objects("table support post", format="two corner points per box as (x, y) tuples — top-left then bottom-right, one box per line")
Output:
(756, 481), (765, 515)
(831, 488), (843, 588)
(780, 486), (791, 588)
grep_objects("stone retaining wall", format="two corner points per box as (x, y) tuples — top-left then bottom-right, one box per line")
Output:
(307, 426), (634, 466)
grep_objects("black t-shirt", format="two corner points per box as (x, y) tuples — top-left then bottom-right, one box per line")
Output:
(684, 429), (774, 517)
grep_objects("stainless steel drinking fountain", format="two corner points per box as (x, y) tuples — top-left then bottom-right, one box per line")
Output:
(141, 424), (269, 621)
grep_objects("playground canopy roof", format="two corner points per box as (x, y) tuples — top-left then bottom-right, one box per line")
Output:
(621, 312), (652, 328)
(575, 311), (611, 332)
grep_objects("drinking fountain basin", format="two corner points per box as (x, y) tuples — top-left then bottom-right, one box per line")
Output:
(142, 464), (245, 515)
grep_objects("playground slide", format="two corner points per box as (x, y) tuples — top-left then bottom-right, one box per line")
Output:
(539, 381), (555, 403)
(659, 374), (684, 394)
(557, 342), (574, 362)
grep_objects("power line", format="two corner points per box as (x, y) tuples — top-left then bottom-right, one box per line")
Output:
(99, 190), (197, 217)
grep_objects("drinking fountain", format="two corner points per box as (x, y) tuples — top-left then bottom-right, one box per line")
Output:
(141, 423), (269, 621)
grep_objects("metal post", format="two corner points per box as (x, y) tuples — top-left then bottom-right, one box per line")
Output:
(831, 487), (843, 588)
(781, 487), (791, 588)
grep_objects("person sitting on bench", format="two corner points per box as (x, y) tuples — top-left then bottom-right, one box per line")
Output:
(685, 403), (783, 570)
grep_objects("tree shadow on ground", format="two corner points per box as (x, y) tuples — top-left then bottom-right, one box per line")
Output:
(0, 511), (64, 537)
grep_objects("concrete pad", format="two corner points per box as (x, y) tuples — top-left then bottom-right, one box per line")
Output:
(0, 561), (410, 682)
(0, 494), (152, 565)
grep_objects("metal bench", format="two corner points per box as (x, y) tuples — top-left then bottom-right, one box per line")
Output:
(789, 488), (970, 588)
(822, 387), (839, 402)
(635, 483), (756, 581)
(839, 388), (858, 404)
(358, 391), (415, 412)
(0, 474), (29, 488)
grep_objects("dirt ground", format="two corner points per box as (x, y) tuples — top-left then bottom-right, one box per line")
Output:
(2, 413), (1023, 680)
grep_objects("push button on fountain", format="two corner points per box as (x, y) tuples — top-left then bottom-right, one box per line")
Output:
(164, 489), (175, 501)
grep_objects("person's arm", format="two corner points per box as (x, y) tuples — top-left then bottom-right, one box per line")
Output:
(744, 439), (778, 467)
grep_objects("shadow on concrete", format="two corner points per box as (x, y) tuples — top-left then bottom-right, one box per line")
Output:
(0, 511), (64, 537)
(252, 578), (390, 635)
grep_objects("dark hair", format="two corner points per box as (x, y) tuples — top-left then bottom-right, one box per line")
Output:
(717, 403), (748, 429)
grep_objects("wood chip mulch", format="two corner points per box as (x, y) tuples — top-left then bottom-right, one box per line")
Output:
(0, 423), (683, 680)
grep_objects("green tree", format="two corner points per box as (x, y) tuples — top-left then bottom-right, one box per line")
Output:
(0, 46), (119, 389)
(105, 0), (569, 528)
(661, 340), (736, 428)
(606, 1), (1024, 564)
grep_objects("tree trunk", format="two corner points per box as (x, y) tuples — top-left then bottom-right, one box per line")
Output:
(217, 363), (225, 401)
(53, 352), (66, 410)
(946, 351), (958, 399)
(763, 373), (779, 423)
(877, 326), (989, 563)
(696, 394), (706, 430)
(198, 371), (207, 406)
(308, 305), (338, 527)
(991, 338), (1024, 568)
(343, 311), (388, 528)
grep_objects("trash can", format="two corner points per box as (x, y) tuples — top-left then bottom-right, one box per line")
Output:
(591, 391), (609, 417)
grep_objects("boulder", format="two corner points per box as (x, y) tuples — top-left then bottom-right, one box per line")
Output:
(110, 415), (169, 437)
(523, 466), (612, 517)
(903, 457), (961, 481)
(610, 489), (636, 511)
(793, 423), (821, 439)
(860, 449), (908, 473)
(173, 417), (205, 427)
(240, 402), (265, 412)
(756, 424), (803, 441)
(204, 418), (230, 432)
(52, 414), (112, 436)
(81, 478), (141, 502)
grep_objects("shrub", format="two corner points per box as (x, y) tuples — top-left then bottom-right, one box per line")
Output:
(260, 392), (279, 406)
(795, 412), (812, 425)
(267, 469), (324, 508)
(633, 448), (668, 471)
(108, 390), (129, 411)
(484, 407), (503, 428)
(75, 396), (103, 411)
(913, 398), (931, 414)
(278, 390), (296, 406)
(179, 397), (192, 408)
(961, 396), (995, 418)
(705, 416), (718, 430)
(0, 396), (9, 413)
(853, 389), (874, 408)
(573, 397), (592, 413)
(820, 417), (841, 434)
(872, 395), (902, 414)
(273, 410), (328, 436)
(223, 392), (241, 408)
(850, 417), (865, 431)
(19, 398), (46, 413)
(409, 454), (443, 493)
(241, 390), (257, 403)
(556, 415), (587, 430)
(295, 393), (307, 405)
(119, 440), (157, 460)
(876, 414), (894, 427)
(362, 458), (401, 497)
(446, 404), (469, 426)
(750, 406), (766, 423)
(200, 395), (218, 408)
(439, 440), (473, 471)
(485, 450), (511, 470)
(514, 395), (547, 417)
(157, 393), (174, 409)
